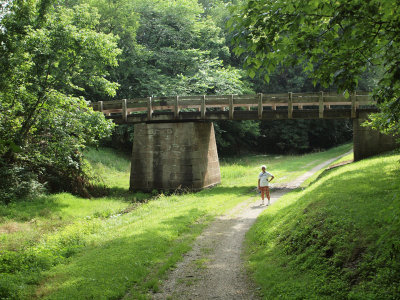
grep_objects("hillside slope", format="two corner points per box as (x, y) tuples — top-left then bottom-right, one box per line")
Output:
(245, 152), (400, 299)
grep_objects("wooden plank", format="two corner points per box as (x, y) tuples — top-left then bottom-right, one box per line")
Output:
(258, 93), (263, 120)
(204, 99), (229, 105)
(102, 109), (124, 114)
(262, 93), (289, 98)
(269, 95), (290, 101)
(323, 95), (348, 102)
(292, 97), (319, 103)
(174, 96), (179, 119)
(152, 106), (174, 111)
(233, 98), (258, 105)
(319, 91), (324, 118)
(268, 97), (291, 103)
(233, 95), (258, 100)
(122, 99), (127, 122)
(126, 107), (149, 112)
(292, 92), (320, 96)
(294, 97), (324, 103)
(103, 101), (127, 110)
(127, 102), (148, 109)
(229, 95), (234, 120)
(201, 95), (206, 119)
(179, 95), (203, 101)
(175, 99), (202, 106)
(288, 92), (293, 119)
(205, 95), (230, 100)
(147, 97), (152, 121)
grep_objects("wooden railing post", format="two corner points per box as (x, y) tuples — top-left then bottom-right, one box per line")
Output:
(271, 96), (276, 111)
(122, 99), (127, 122)
(174, 96), (180, 119)
(319, 91), (324, 118)
(98, 101), (103, 113)
(258, 93), (263, 120)
(288, 92), (293, 119)
(229, 95), (234, 120)
(201, 95), (206, 119)
(351, 91), (356, 118)
(147, 97), (152, 121)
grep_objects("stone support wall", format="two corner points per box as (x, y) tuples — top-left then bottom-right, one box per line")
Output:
(353, 111), (398, 161)
(130, 122), (221, 191)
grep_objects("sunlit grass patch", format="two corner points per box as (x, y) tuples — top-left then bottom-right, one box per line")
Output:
(245, 152), (400, 299)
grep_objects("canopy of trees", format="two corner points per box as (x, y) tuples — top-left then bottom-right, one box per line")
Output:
(231, 0), (400, 136)
(1, 0), (388, 202)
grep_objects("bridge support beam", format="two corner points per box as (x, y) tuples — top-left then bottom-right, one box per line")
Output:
(130, 122), (221, 191)
(353, 111), (398, 161)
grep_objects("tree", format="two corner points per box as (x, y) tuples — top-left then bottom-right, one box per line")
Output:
(0, 1), (119, 201)
(230, 0), (400, 136)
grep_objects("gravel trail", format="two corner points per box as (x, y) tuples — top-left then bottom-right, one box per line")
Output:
(152, 151), (352, 300)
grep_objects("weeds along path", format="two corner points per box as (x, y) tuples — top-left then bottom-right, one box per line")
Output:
(152, 151), (352, 300)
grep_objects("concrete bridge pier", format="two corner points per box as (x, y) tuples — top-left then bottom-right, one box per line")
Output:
(130, 122), (221, 192)
(353, 111), (398, 161)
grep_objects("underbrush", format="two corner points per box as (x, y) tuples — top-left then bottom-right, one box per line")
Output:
(245, 151), (400, 299)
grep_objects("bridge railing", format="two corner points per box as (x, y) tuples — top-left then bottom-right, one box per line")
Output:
(91, 91), (374, 122)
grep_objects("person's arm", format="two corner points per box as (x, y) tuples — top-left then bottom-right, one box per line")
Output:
(268, 176), (275, 182)
(258, 178), (260, 189)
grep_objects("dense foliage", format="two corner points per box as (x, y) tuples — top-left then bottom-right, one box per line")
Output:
(231, 0), (400, 136)
(0, 1), (117, 202)
(2, 0), (389, 202)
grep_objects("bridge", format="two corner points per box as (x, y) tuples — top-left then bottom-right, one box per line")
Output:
(91, 92), (397, 192)
(93, 91), (373, 123)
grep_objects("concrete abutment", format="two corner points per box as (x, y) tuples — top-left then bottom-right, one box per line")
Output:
(130, 122), (221, 192)
(353, 111), (398, 161)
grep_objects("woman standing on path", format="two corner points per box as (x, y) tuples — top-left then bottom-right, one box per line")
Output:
(258, 165), (274, 206)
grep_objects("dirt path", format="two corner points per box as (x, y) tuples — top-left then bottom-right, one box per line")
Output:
(152, 151), (352, 300)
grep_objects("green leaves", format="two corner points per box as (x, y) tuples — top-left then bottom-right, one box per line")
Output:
(0, 0), (120, 197)
(232, 0), (400, 135)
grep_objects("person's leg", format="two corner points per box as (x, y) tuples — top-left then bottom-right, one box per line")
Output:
(260, 187), (265, 204)
(266, 187), (270, 205)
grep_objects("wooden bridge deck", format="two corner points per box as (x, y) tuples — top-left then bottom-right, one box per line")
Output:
(91, 92), (376, 123)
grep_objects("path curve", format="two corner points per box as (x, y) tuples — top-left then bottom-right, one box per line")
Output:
(152, 151), (352, 299)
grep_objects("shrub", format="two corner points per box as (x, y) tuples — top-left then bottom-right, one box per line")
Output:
(0, 163), (46, 204)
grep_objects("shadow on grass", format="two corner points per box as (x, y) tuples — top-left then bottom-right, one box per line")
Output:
(0, 195), (69, 222)
(34, 208), (213, 299)
(33, 207), (263, 299)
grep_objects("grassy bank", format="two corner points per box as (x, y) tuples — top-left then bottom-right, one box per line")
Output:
(245, 151), (400, 299)
(0, 144), (351, 299)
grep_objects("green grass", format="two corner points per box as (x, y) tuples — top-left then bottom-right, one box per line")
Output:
(221, 143), (352, 187)
(0, 144), (352, 299)
(245, 151), (400, 299)
(85, 147), (131, 190)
